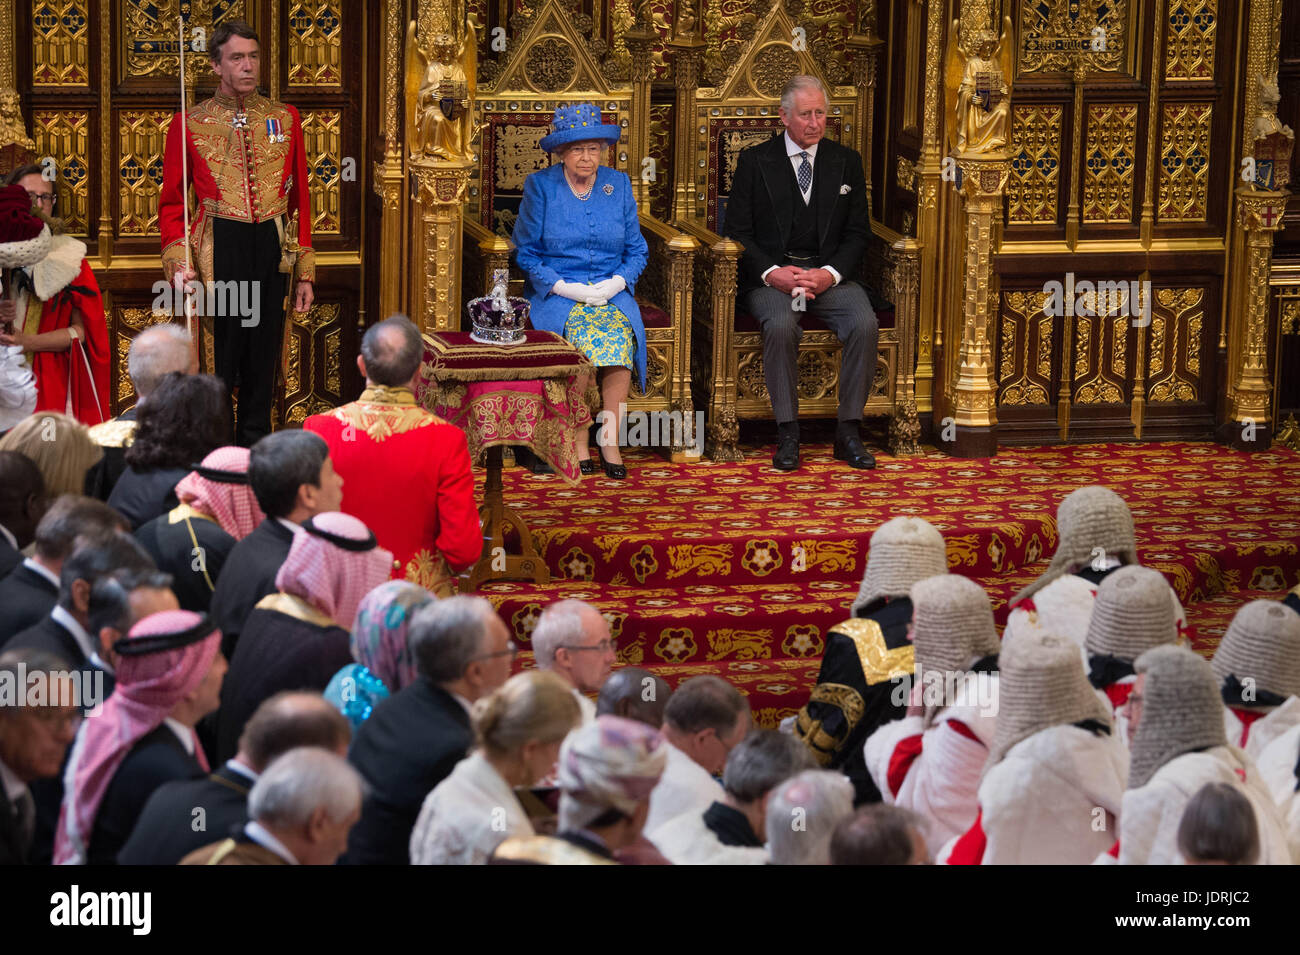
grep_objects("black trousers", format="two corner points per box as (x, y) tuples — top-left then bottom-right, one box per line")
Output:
(211, 217), (287, 446)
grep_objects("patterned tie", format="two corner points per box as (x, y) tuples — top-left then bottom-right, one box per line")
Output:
(797, 151), (812, 197)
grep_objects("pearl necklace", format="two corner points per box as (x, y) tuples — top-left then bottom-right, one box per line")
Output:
(567, 176), (594, 201)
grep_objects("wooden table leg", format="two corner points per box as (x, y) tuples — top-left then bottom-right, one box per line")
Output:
(466, 445), (552, 589)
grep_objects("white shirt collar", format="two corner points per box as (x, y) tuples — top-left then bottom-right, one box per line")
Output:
(22, 557), (60, 588)
(0, 523), (16, 551)
(276, 517), (304, 535)
(50, 605), (96, 663)
(162, 717), (196, 756)
(0, 756), (28, 804)
(784, 132), (819, 162)
(88, 651), (114, 676)
(225, 759), (259, 783)
(244, 820), (299, 864)
(450, 691), (474, 717)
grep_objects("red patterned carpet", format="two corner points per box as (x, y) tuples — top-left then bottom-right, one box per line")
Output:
(479, 441), (1300, 727)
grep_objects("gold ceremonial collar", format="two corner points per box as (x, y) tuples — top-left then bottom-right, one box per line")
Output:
(211, 90), (260, 110)
(358, 385), (417, 407)
(168, 503), (216, 525)
(254, 592), (337, 629)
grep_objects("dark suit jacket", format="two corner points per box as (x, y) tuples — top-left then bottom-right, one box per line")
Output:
(0, 562), (59, 643)
(0, 773), (32, 865)
(117, 762), (254, 865)
(107, 465), (188, 531)
(723, 132), (870, 294)
(2, 613), (87, 667)
(0, 531), (20, 580)
(209, 518), (296, 659)
(88, 724), (204, 866)
(84, 407), (137, 502)
(135, 509), (236, 614)
(344, 678), (472, 865)
(215, 607), (352, 763)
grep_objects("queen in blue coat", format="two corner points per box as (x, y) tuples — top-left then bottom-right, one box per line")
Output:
(511, 103), (648, 481)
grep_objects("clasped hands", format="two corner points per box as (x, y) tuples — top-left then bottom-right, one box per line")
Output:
(766, 266), (834, 299)
(552, 276), (626, 307)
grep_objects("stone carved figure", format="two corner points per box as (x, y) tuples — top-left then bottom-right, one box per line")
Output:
(407, 18), (480, 163)
(944, 15), (1014, 156)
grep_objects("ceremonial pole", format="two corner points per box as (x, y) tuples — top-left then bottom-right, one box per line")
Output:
(177, 15), (195, 338)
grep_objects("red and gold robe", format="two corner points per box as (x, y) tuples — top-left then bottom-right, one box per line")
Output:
(304, 386), (483, 596)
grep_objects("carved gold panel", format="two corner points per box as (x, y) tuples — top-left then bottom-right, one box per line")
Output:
(301, 109), (342, 235)
(118, 110), (172, 236)
(1147, 287), (1204, 402)
(122, 0), (248, 79)
(492, 123), (549, 194)
(30, 109), (90, 235)
(1007, 104), (1062, 225)
(1157, 103), (1212, 222)
(288, 3), (343, 87)
(1074, 310), (1128, 405)
(998, 290), (1052, 405)
(1164, 0), (1217, 81)
(1018, 0), (1130, 75)
(32, 1), (90, 87)
(647, 104), (673, 222)
(284, 303), (343, 425)
(113, 308), (180, 413)
(1083, 103), (1137, 223)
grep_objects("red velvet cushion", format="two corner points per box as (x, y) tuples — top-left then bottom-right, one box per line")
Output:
(635, 297), (671, 329)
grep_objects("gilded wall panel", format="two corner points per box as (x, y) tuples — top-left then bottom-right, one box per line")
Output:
(1018, 0), (1130, 75)
(118, 111), (173, 236)
(1083, 103), (1137, 223)
(288, 3), (343, 87)
(647, 103), (673, 223)
(998, 291), (1052, 405)
(1007, 105), (1062, 225)
(31, 110), (90, 235)
(1164, 0), (1217, 81)
(123, 0), (247, 79)
(1074, 309), (1128, 405)
(1157, 103), (1212, 221)
(32, 1), (90, 87)
(301, 109), (342, 236)
(1147, 287), (1205, 402)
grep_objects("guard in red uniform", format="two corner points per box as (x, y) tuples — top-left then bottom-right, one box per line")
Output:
(159, 19), (314, 446)
(304, 316), (482, 596)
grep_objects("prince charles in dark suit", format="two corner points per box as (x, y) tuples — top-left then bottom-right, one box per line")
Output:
(725, 75), (877, 472)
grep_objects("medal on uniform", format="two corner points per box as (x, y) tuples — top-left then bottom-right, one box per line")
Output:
(266, 117), (284, 143)
(233, 110), (248, 130)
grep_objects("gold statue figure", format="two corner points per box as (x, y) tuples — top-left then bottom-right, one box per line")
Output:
(407, 18), (480, 163)
(944, 15), (1014, 157)
(1251, 73), (1294, 191)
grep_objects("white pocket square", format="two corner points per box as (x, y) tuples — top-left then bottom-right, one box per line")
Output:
(839, 184), (852, 194)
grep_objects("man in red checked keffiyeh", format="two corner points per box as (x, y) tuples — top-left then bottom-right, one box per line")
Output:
(0, 181), (109, 426)
(214, 511), (392, 763)
(134, 446), (266, 614)
(54, 610), (227, 866)
(159, 19), (313, 446)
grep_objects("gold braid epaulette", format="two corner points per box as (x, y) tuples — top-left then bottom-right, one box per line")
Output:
(829, 617), (915, 687)
(87, 418), (136, 449)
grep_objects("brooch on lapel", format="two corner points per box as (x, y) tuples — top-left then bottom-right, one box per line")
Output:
(603, 184), (614, 195)
(840, 184), (852, 194)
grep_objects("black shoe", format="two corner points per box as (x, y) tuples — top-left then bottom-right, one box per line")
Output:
(579, 459), (598, 476)
(833, 433), (876, 469)
(514, 446), (553, 475)
(772, 433), (800, 471)
(600, 449), (627, 480)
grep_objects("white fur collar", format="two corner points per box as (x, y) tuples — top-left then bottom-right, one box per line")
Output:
(32, 234), (87, 300)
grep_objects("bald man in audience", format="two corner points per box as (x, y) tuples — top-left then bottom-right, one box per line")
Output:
(597, 667), (671, 727)
(531, 599), (617, 723)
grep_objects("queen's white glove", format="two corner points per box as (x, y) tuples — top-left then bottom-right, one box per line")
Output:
(589, 276), (627, 305)
(551, 280), (603, 305)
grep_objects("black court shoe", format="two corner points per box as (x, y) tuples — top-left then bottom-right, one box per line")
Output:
(579, 459), (598, 476)
(600, 448), (627, 480)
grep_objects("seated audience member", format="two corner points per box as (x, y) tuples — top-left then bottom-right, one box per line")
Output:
(54, 609), (226, 865)
(942, 630), (1128, 865)
(3, 531), (155, 671)
(491, 716), (666, 865)
(0, 495), (126, 642)
(1211, 600), (1300, 756)
(531, 599), (617, 722)
(1005, 486), (1187, 649)
(865, 574), (1000, 854)
(119, 692), (350, 865)
(410, 670), (581, 865)
(643, 674), (750, 836)
(304, 314), (482, 596)
(209, 429), (343, 658)
(1177, 782), (1261, 866)
(0, 650), (81, 864)
(0, 412), (101, 497)
(85, 566), (181, 694)
(830, 805), (929, 865)
(0, 450), (45, 577)
(1254, 718), (1300, 862)
(86, 324), (197, 501)
(181, 748), (364, 866)
(652, 729), (816, 864)
(216, 512), (391, 762)
(134, 446), (264, 613)
(765, 769), (856, 865)
(345, 596), (512, 864)
(1111, 645), (1289, 865)
(108, 372), (231, 530)
(1084, 566), (1183, 733)
(324, 580), (433, 730)
(794, 516), (948, 802)
(597, 667), (672, 727)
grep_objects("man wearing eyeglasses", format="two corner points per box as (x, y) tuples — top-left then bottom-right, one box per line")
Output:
(531, 600), (618, 724)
